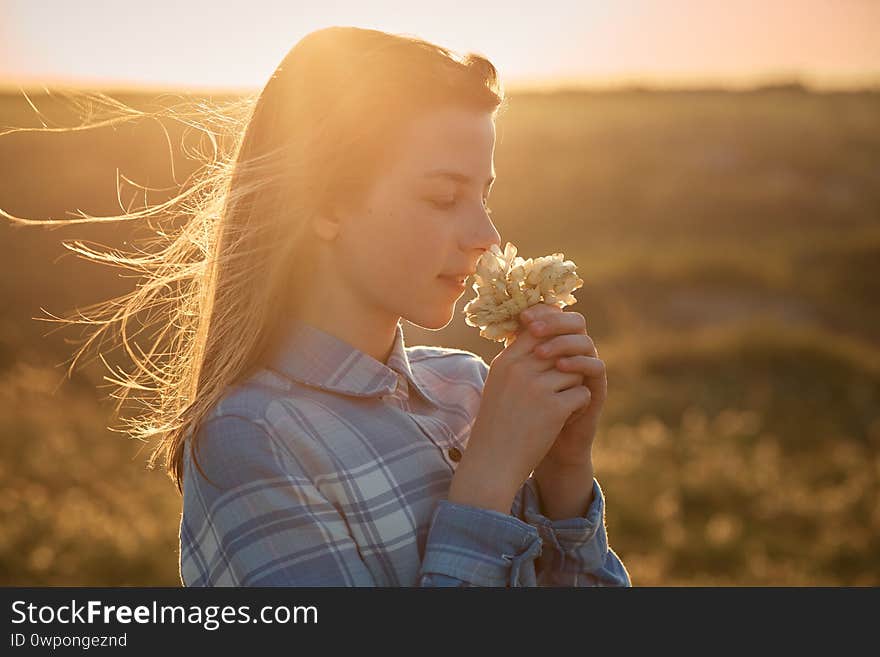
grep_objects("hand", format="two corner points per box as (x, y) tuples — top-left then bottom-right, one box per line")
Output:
(448, 307), (591, 514)
(518, 303), (607, 469)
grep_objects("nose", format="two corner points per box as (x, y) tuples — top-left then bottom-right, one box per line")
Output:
(462, 209), (501, 256)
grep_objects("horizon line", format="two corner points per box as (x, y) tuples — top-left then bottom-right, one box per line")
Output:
(2, 71), (879, 97)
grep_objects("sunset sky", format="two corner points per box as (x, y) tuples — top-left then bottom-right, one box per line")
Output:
(1, 0), (878, 91)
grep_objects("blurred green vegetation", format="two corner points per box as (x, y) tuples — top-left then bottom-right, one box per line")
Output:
(1, 86), (878, 585)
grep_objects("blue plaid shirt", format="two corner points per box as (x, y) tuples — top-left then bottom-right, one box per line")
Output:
(179, 317), (631, 587)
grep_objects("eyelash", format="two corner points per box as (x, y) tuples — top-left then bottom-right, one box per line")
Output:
(430, 198), (493, 215)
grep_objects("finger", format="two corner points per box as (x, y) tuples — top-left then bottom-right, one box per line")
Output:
(558, 357), (607, 406)
(503, 320), (547, 355)
(534, 334), (597, 360)
(505, 304), (575, 352)
(554, 384), (592, 411)
(519, 302), (563, 324)
(527, 311), (586, 339)
(555, 355), (605, 380)
(538, 368), (587, 393)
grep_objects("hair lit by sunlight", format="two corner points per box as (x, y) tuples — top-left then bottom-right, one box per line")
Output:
(0, 26), (508, 493)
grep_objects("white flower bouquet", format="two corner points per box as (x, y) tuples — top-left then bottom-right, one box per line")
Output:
(462, 242), (584, 343)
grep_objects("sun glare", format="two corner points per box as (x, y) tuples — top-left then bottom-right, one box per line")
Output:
(0, 0), (877, 92)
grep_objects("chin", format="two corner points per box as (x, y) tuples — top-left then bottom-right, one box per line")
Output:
(404, 305), (459, 331)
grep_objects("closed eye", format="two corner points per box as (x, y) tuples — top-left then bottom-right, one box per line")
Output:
(429, 198), (456, 210)
(428, 197), (493, 215)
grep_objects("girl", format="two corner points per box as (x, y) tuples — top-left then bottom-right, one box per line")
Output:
(5, 26), (630, 586)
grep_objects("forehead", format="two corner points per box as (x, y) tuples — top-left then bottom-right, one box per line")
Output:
(391, 106), (496, 177)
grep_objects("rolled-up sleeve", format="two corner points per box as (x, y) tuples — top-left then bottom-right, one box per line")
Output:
(515, 475), (632, 587)
(448, 352), (630, 587)
(418, 500), (543, 587)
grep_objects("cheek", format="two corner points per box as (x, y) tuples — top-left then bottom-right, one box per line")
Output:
(385, 228), (439, 285)
(376, 205), (446, 264)
(343, 207), (436, 286)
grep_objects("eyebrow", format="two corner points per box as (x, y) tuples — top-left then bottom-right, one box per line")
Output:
(422, 169), (495, 189)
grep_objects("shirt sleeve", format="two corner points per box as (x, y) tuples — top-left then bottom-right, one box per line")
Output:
(512, 474), (632, 587)
(417, 500), (544, 587)
(180, 414), (379, 586)
(415, 353), (546, 586)
(180, 413), (545, 587)
(466, 350), (630, 587)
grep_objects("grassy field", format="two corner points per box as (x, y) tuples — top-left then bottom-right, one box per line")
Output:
(1, 85), (878, 585)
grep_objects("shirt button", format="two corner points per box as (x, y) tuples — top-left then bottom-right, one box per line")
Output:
(447, 447), (462, 462)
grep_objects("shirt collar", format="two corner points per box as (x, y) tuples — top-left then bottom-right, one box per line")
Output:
(266, 316), (440, 405)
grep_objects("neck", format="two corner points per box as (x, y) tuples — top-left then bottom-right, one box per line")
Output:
(287, 279), (400, 366)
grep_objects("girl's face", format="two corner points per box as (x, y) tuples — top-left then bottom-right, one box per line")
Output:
(333, 106), (501, 330)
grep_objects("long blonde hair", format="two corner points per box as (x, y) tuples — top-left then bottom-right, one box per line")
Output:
(2, 26), (507, 494)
